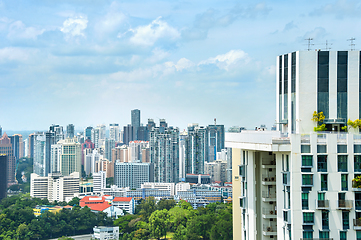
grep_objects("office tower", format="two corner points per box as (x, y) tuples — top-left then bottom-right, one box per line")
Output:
(50, 138), (81, 177)
(184, 124), (207, 175)
(123, 124), (135, 145)
(77, 132), (85, 144)
(84, 149), (101, 176)
(66, 124), (75, 139)
(109, 124), (120, 142)
(93, 171), (106, 193)
(91, 127), (100, 148)
(131, 109), (141, 129)
(149, 121), (179, 183)
(147, 119), (156, 132)
(28, 133), (35, 158)
(207, 124), (225, 162)
(84, 126), (93, 141)
(114, 161), (154, 189)
(49, 124), (64, 143)
(104, 139), (115, 162)
(0, 133), (16, 185)
(0, 154), (7, 200)
(230, 50), (361, 240)
(98, 124), (106, 140)
(81, 138), (94, 165)
(30, 172), (79, 202)
(10, 134), (24, 160)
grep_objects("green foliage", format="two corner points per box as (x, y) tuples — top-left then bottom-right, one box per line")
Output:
(156, 199), (176, 211)
(314, 124), (326, 132)
(106, 177), (114, 187)
(149, 209), (169, 240)
(137, 197), (156, 221)
(312, 111), (325, 123)
(353, 175), (361, 188)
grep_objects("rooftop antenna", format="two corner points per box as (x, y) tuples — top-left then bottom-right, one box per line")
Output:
(305, 38), (314, 51)
(214, 118), (216, 125)
(325, 40), (332, 51)
(348, 38), (356, 51)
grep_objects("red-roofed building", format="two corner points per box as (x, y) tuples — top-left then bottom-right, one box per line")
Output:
(79, 195), (134, 216)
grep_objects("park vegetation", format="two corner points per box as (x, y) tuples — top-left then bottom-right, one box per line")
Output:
(0, 194), (232, 240)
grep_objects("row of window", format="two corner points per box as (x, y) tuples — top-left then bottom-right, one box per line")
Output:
(302, 173), (348, 190)
(302, 144), (361, 154)
(303, 211), (349, 229)
(301, 155), (361, 172)
(303, 230), (358, 240)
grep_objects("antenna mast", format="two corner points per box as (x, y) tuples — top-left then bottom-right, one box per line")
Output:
(325, 40), (332, 51)
(305, 38), (314, 51)
(348, 38), (356, 51)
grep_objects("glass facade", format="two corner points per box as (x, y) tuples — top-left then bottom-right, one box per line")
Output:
(338, 155), (348, 172)
(303, 212), (314, 224)
(341, 174), (348, 191)
(355, 155), (361, 172)
(317, 155), (327, 172)
(302, 155), (313, 167)
(291, 52), (296, 133)
(302, 193), (309, 210)
(284, 54), (288, 120)
(318, 51), (329, 118)
(337, 51), (348, 120)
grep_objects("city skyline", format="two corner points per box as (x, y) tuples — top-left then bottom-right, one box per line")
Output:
(1, 0), (361, 130)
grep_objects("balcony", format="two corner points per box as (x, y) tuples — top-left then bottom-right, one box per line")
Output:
(262, 191), (276, 202)
(338, 200), (353, 210)
(301, 134), (310, 144)
(316, 200), (329, 209)
(262, 224), (277, 236)
(355, 200), (361, 210)
(262, 208), (276, 218)
(354, 219), (361, 230)
(262, 176), (276, 185)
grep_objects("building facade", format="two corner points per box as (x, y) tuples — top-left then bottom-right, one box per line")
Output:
(0, 133), (15, 185)
(0, 154), (7, 200)
(230, 50), (361, 240)
(114, 161), (154, 189)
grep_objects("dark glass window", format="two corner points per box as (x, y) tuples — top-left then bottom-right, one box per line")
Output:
(317, 145), (327, 153)
(338, 155), (348, 172)
(355, 145), (361, 153)
(318, 155), (327, 172)
(321, 211), (329, 229)
(302, 193), (309, 210)
(321, 174), (328, 191)
(303, 231), (313, 239)
(318, 51), (329, 118)
(340, 231), (347, 240)
(301, 145), (311, 153)
(302, 155), (313, 167)
(279, 56), (282, 94)
(357, 230), (361, 240)
(338, 145), (347, 153)
(337, 51), (348, 119)
(284, 54), (288, 93)
(355, 155), (361, 172)
(343, 211), (349, 230)
(341, 174), (348, 191)
(302, 174), (313, 186)
(303, 212), (314, 224)
(291, 52), (296, 93)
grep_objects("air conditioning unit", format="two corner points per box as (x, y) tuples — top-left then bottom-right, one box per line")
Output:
(271, 177), (275, 181)
(267, 227), (272, 232)
(264, 178), (269, 181)
(269, 201), (274, 205)
(269, 210), (274, 214)
(271, 160), (275, 165)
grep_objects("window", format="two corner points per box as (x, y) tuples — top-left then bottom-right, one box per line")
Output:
(283, 210), (288, 222)
(318, 155), (327, 172)
(341, 174), (348, 191)
(357, 230), (361, 240)
(301, 145), (311, 153)
(302, 193), (309, 210)
(340, 231), (347, 240)
(355, 155), (361, 172)
(286, 155), (289, 171)
(343, 211), (349, 230)
(317, 145), (327, 153)
(322, 211), (329, 229)
(302, 174), (313, 186)
(303, 212), (314, 224)
(355, 145), (361, 153)
(338, 145), (347, 153)
(319, 230), (329, 239)
(302, 155), (313, 167)
(321, 174), (328, 191)
(338, 155), (348, 172)
(303, 231), (313, 239)
(318, 192), (325, 200)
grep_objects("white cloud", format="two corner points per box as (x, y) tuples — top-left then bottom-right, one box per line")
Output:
(94, 2), (127, 36)
(0, 47), (32, 63)
(129, 17), (180, 46)
(60, 15), (88, 38)
(165, 58), (195, 71)
(7, 20), (45, 40)
(198, 49), (250, 71)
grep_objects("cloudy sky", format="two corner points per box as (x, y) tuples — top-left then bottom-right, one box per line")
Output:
(1, 0), (360, 131)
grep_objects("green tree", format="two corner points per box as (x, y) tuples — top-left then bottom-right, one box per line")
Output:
(137, 197), (156, 221)
(156, 199), (176, 211)
(149, 209), (169, 240)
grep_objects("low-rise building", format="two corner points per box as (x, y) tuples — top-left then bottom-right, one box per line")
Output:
(93, 226), (119, 240)
(112, 197), (134, 214)
(141, 182), (175, 196)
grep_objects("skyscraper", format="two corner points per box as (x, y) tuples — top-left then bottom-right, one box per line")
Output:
(0, 154), (8, 200)
(53, 137), (82, 177)
(98, 124), (106, 140)
(131, 109), (141, 129)
(149, 120), (179, 183)
(104, 138), (115, 162)
(84, 126), (93, 141)
(33, 132), (46, 176)
(28, 133), (35, 158)
(207, 124), (225, 162)
(184, 124), (207, 175)
(66, 124), (75, 139)
(9, 134), (24, 160)
(91, 127), (100, 148)
(0, 133), (15, 185)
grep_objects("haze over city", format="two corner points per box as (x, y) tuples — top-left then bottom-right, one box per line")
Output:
(1, 0), (361, 130)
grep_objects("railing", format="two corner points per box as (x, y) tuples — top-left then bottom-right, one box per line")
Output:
(338, 200), (353, 209)
(300, 238), (333, 240)
(263, 224), (277, 232)
(272, 137), (290, 144)
(301, 134), (310, 143)
(262, 175), (276, 182)
(316, 200), (329, 209)
(337, 134), (347, 143)
(262, 191), (276, 199)
(355, 200), (361, 210)
(262, 208), (276, 215)
(354, 218), (361, 227)
(317, 133), (327, 143)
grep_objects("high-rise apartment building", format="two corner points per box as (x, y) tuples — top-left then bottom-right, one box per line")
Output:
(28, 133), (35, 158)
(129, 141), (149, 162)
(112, 145), (129, 163)
(104, 138), (115, 162)
(97, 124), (106, 140)
(93, 171), (106, 193)
(33, 133), (46, 176)
(84, 126), (93, 141)
(0, 133), (15, 185)
(66, 124), (75, 139)
(10, 134), (24, 160)
(51, 138), (81, 177)
(0, 154), (7, 200)
(207, 124), (225, 162)
(131, 109), (141, 129)
(185, 124), (207, 175)
(109, 124), (120, 142)
(149, 121), (179, 183)
(230, 50), (361, 240)
(91, 127), (100, 148)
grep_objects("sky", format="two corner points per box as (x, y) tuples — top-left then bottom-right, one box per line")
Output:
(1, 0), (361, 132)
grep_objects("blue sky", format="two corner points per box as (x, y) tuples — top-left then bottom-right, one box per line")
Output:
(1, 0), (361, 131)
